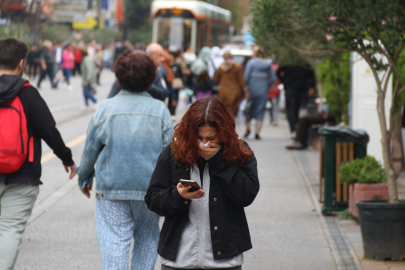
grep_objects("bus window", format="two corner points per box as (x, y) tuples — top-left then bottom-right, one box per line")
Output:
(156, 17), (192, 50)
(197, 22), (207, 52)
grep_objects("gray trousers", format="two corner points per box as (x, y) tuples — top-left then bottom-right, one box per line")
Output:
(0, 182), (39, 270)
(162, 265), (242, 270)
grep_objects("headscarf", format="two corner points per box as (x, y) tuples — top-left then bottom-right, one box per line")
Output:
(162, 50), (175, 85)
(191, 46), (211, 76)
(208, 46), (223, 78)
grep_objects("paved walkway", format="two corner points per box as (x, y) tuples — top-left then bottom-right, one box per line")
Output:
(14, 75), (337, 269)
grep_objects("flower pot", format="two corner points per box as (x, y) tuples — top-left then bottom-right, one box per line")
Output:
(348, 183), (389, 218)
(357, 200), (405, 260)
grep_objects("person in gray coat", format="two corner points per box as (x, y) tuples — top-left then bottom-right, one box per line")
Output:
(243, 47), (276, 139)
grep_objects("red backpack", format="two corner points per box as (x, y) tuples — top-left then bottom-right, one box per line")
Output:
(0, 82), (33, 174)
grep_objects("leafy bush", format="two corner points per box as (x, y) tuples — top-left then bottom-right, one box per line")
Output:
(339, 209), (353, 220)
(126, 30), (150, 44)
(82, 29), (120, 45)
(317, 53), (351, 124)
(42, 24), (72, 43)
(339, 156), (387, 185)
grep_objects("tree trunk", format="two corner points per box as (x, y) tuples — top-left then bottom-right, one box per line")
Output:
(378, 92), (399, 203)
(392, 111), (404, 175)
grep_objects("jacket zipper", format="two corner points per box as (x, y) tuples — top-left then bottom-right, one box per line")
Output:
(198, 163), (208, 268)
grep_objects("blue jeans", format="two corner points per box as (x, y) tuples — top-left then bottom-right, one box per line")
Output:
(96, 199), (160, 270)
(83, 84), (97, 106)
(63, 68), (73, 84)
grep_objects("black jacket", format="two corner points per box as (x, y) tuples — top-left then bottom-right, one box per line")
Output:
(277, 64), (315, 92)
(0, 75), (74, 185)
(145, 145), (260, 261)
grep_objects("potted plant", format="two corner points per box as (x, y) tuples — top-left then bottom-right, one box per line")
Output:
(339, 156), (388, 219)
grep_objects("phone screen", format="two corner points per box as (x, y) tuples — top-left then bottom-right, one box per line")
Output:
(180, 179), (201, 192)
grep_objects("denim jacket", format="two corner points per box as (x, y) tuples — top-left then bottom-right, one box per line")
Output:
(77, 90), (174, 200)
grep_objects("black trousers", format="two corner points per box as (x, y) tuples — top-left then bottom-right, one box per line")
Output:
(162, 265), (242, 270)
(37, 66), (56, 88)
(285, 90), (302, 132)
(73, 62), (81, 76)
(295, 113), (326, 146)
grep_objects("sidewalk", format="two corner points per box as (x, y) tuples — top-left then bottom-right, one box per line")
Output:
(303, 144), (405, 270)
(15, 113), (339, 269)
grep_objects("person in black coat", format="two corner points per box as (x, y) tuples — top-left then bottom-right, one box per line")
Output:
(145, 96), (259, 270)
(277, 64), (315, 136)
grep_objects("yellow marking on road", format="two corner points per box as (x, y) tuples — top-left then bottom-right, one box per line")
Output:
(41, 133), (87, 164)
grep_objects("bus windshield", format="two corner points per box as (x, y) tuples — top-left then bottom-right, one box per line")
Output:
(157, 18), (192, 50)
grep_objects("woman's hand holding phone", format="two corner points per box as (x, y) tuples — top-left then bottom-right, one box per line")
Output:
(177, 182), (205, 200)
(198, 142), (220, 160)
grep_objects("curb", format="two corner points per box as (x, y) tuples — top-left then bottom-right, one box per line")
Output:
(294, 150), (363, 270)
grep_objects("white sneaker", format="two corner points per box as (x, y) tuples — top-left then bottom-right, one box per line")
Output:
(68, 85), (73, 91)
(91, 102), (100, 109)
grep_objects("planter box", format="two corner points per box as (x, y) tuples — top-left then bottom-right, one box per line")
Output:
(348, 183), (389, 218)
(357, 201), (405, 260)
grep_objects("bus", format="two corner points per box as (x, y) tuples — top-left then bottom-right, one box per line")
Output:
(151, 0), (232, 52)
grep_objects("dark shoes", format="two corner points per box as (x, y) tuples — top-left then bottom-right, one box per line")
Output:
(244, 130), (261, 140)
(285, 141), (307, 150)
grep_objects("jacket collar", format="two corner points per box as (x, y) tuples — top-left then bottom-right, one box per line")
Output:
(118, 90), (152, 97)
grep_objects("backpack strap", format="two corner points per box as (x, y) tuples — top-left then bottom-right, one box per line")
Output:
(22, 82), (33, 89)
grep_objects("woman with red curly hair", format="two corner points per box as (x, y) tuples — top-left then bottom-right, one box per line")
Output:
(145, 96), (260, 270)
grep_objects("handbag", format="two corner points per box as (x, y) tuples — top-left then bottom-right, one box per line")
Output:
(268, 78), (281, 99)
(91, 85), (97, 95)
(172, 78), (184, 90)
(243, 99), (252, 122)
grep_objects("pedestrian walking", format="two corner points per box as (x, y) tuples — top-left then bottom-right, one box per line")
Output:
(37, 41), (57, 89)
(191, 46), (211, 79)
(62, 43), (75, 89)
(102, 44), (112, 69)
(25, 44), (40, 80)
(145, 96), (260, 270)
(215, 51), (246, 115)
(73, 44), (82, 76)
(94, 45), (103, 85)
(107, 43), (168, 101)
(194, 70), (215, 100)
(276, 63), (316, 137)
(243, 47), (277, 139)
(182, 45), (196, 88)
(80, 48), (98, 108)
(268, 63), (282, 126)
(55, 41), (63, 71)
(0, 37), (76, 270)
(168, 50), (185, 116)
(77, 50), (173, 270)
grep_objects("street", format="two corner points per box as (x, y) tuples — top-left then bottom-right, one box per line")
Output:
(14, 71), (337, 270)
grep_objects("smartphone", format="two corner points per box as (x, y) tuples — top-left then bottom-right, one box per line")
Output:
(180, 179), (202, 192)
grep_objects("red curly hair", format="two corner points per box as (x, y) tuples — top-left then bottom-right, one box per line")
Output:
(171, 96), (253, 166)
